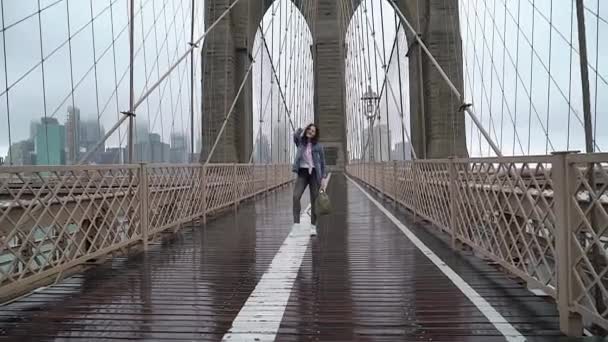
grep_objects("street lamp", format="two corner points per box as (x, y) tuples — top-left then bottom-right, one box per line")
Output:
(361, 85), (379, 161)
(361, 85), (380, 120)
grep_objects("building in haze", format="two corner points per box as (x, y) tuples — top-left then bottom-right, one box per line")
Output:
(29, 121), (38, 141)
(99, 147), (126, 164)
(6, 140), (36, 166)
(35, 117), (65, 165)
(391, 141), (412, 161)
(80, 120), (105, 162)
(135, 133), (169, 163)
(253, 134), (271, 164)
(169, 132), (187, 163)
(271, 121), (289, 163)
(65, 106), (81, 164)
(362, 123), (390, 161)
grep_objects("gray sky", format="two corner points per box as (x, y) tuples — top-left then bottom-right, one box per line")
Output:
(460, 0), (607, 156)
(1, 0), (607, 161)
(0, 0), (205, 159)
(251, 0), (315, 162)
(344, 0), (607, 158)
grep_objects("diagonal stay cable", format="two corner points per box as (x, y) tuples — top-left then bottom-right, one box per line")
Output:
(79, 0), (244, 164)
(389, 1), (502, 157)
(205, 5), (285, 165)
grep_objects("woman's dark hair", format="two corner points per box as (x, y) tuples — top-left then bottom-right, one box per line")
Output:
(304, 123), (319, 144)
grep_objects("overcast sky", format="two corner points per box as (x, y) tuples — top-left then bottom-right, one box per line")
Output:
(344, 0), (607, 158)
(0, 0), (205, 160)
(1, 0), (606, 161)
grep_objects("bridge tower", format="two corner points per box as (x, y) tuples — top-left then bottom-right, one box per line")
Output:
(200, 0), (466, 164)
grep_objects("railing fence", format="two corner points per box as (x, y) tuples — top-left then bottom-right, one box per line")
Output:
(0, 163), (292, 301)
(347, 152), (608, 335)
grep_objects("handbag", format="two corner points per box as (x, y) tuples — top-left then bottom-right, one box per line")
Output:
(315, 189), (332, 216)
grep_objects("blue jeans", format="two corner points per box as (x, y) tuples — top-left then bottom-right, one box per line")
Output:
(293, 168), (320, 225)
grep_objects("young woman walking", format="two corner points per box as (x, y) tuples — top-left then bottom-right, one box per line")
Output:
(291, 123), (327, 236)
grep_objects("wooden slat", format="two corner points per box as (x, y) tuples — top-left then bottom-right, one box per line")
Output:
(0, 174), (591, 341)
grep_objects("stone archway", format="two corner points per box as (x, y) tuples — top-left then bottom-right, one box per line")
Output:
(200, 0), (466, 164)
(200, 0), (314, 163)
(343, 0), (467, 159)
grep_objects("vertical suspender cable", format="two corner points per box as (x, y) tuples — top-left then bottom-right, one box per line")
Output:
(394, 13), (407, 160)
(190, 0), (195, 160)
(389, 1), (502, 157)
(109, 0), (124, 163)
(575, 0), (594, 154)
(545, 0), (553, 154)
(0, 1), (12, 165)
(128, 0), (135, 163)
(369, 1), (382, 161)
(379, 1), (391, 160)
(37, 0), (50, 164)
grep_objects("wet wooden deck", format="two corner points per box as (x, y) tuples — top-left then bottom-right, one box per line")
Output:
(0, 174), (598, 341)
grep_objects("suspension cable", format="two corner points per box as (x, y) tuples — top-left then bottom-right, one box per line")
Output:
(389, 1), (502, 157)
(205, 2), (288, 164)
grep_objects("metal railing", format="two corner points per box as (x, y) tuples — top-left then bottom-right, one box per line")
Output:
(347, 152), (608, 335)
(0, 163), (292, 301)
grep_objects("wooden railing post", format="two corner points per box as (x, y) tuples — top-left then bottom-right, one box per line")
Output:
(373, 163), (378, 191)
(264, 165), (268, 192)
(449, 157), (457, 249)
(413, 160), (419, 222)
(139, 163), (149, 251)
(394, 161), (400, 205)
(552, 151), (583, 336)
(381, 163), (386, 198)
(233, 164), (239, 211)
(202, 165), (207, 224)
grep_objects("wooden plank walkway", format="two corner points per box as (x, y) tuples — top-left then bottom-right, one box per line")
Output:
(0, 174), (597, 341)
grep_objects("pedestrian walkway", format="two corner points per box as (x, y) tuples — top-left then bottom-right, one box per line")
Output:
(0, 174), (591, 341)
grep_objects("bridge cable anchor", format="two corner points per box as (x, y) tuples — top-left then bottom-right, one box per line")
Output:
(121, 111), (136, 117)
(458, 103), (472, 112)
(405, 33), (422, 57)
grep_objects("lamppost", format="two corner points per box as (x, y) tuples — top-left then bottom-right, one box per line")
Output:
(361, 85), (379, 161)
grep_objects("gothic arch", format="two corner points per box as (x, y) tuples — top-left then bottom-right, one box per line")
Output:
(342, 0), (466, 158)
(200, 0), (465, 163)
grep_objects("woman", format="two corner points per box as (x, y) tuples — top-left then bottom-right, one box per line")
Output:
(292, 123), (327, 236)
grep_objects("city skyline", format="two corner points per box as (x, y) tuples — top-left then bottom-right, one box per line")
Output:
(2, 105), (192, 165)
(1, 0), (606, 163)
(0, 0), (205, 164)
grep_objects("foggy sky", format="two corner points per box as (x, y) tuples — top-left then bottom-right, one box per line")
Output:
(1, 0), (607, 161)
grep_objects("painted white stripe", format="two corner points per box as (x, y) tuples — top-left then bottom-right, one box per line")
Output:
(346, 175), (526, 342)
(222, 196), (317, 341)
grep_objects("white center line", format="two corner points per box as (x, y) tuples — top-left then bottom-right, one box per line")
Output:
(222, 171), (329, 342)
(346, 175), (526, 342)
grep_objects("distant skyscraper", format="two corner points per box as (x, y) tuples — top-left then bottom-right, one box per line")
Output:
(272, 121), (289, 163)
(35, 117), (65, 165)
(253, 134), (271, 164)
(391, 141), (412, 161)
(150, 133), (169, 163)
(99, 147), (126, 164)
(66, 106), (81, 164)
(169, 132), (187, 163)
(136, 121), (150, 143)
(362, 123), (390, 161)
(29, 121), (38, 140)
(6, 140), (35, 165)
(134, 133), (169, 163)
(80, 119), (104, 162)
